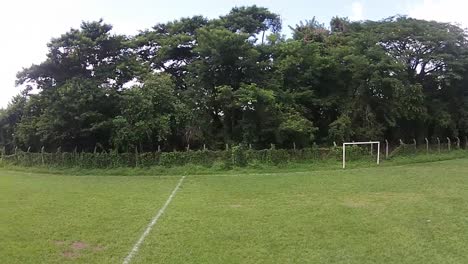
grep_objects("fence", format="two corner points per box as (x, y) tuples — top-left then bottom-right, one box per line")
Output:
(0, 138), (466, 169)
(0, 145), (372, 168)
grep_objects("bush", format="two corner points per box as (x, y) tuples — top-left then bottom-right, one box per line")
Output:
(231, 145), (248, 167)
(2, 143), (444, 169)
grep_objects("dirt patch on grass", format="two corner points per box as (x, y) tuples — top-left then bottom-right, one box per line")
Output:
(71, 241), (89, 250)
(93, 245), (107, 252)
(55, 240), (105, 259)
(53, 240), (66, 246)
(62, 251), (80, 259)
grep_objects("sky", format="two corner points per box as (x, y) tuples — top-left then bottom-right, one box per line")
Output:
(1, 0), (467, 108)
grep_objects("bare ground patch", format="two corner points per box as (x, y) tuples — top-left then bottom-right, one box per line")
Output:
(53, 240), (106, 260)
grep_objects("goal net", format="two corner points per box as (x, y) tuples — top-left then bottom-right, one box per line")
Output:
(342, 141), (380, 169)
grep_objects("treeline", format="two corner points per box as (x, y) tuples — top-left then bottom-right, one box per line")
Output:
(1, 6), (468, 153)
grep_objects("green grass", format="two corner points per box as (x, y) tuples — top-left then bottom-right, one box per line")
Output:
(2, 157), (468, 263)
(0, 172), (180, 263)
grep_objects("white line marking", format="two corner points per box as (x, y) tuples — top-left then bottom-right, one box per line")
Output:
(123, 176), (186, 264)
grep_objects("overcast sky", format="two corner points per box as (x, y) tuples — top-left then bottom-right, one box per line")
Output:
(1, 0), (467, 108)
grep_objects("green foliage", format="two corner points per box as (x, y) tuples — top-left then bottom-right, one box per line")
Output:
(231, 145), (248, 167)
(2, 8), (468, 154)
(1, 145), (378, 169)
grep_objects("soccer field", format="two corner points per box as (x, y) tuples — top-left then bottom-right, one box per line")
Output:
(2, 159), (468, 263)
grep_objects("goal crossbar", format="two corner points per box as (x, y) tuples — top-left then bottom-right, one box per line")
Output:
(342, 141), (380, 169)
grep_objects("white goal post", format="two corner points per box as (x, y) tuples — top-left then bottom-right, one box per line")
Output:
(342, 141), (380, 169)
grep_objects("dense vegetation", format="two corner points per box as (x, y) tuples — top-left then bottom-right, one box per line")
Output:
(1, 6), (468, 153)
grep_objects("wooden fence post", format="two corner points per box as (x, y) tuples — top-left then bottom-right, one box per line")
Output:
(225, 144), (229, 151)
(293, 142), (296, 151)
(456, 137), (460, 149)
(437, 137), (441, 153)
(425, 138), (429, 154)
(135, 146), (139, 167)
(203, 144), (206, 151)
(385, 139), (389, 159)
(41, 146), (45, 165)
(0, 146), (5, 162)
(157, 145), (161, 152)
(14, 146), (18, 163)
(447, 138), (451, 151)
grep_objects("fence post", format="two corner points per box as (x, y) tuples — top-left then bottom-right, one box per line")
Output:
(249, 144), (252, 149)
(203, 144), (206, 151)
(437, 137), (441, 153)
(157, 145), (161, 152)
(456, 137), (460, 149)
(135, 146), (139, 167)
(186, 144), (190, 151)
(293, 142), (296, 151)
(57, 147), (62, 166)
(447, 137), (451, 151)
(41, 146), (45, 165)
(425, 138), (429, 154)
(385, 139), (389, 159)
(14, 146), (18, 163)
(0, 146), (5, 162)
(465, 136), (468, 149)
(225, 144), (229, 151)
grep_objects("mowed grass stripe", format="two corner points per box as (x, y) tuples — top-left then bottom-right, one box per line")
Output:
(132, 159), (468, 264)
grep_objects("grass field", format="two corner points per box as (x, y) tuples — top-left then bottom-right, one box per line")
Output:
(2, 158), (468, 263)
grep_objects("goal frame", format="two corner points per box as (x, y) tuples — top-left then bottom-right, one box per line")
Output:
(342, 141), (380, 169)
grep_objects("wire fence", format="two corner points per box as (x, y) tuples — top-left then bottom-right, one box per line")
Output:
(1, 138), (467, 169)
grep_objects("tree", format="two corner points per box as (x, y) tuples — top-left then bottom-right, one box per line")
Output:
(2, 7), (468, 152)
(111, 74), (182, 151)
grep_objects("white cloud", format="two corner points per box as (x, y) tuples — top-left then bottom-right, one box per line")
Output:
(350, 1), (364, 21)
(407, 0), (468, 28)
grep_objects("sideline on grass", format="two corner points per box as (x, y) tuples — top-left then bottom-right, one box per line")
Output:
(123, 176), (186, 264)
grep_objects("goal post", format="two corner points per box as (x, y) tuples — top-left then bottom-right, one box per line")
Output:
(342, 141), (380, 169)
